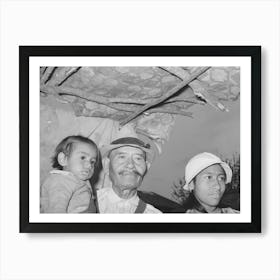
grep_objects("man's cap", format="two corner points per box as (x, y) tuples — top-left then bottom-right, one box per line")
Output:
(182, 152), (232, 191)
(101, 136), (154, 163)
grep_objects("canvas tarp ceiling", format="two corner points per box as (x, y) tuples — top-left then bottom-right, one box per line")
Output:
(40, 66), (240, 189)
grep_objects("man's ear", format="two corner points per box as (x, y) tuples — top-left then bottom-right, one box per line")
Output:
(57, 152), (68, 167)
(103, 157), (110, 174)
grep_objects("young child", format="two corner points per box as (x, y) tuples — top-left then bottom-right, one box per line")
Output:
(182, 152), (240, 213)
(40, 135), (99, 213)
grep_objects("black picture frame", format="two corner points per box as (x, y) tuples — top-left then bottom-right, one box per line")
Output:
(20, 46), (261, 233)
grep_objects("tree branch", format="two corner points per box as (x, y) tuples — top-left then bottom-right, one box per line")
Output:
(40, 67), (56, 84)
(41, 85), (204, 105)
(119, 67), (211, 126)
(57, 67), (81, 86)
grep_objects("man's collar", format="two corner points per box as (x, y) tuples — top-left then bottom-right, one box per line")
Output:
(104, 187), (138, 203)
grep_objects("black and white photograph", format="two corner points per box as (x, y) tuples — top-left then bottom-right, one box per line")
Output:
(20, 46), (261, 233)
(3, 1), (280, 279)
(39, 65), (240, 214)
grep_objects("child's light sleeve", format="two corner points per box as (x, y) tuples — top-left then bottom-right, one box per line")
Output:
(47, 183), (73, 213)
(41, 177), (75, 213)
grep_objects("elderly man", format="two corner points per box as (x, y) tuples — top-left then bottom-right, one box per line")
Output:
(97, 136), (162, 213)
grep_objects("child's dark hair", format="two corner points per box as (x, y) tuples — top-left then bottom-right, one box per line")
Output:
(52, 135), (100, 170)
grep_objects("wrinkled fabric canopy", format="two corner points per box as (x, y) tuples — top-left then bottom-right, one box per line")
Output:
(40, 66), (239, 145)
(40, 66), (240, 188)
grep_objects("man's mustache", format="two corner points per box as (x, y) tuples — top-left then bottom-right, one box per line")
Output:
(119, 170), (142, 177)
(209, 192), (222, 196)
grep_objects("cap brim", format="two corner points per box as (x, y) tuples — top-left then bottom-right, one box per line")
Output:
(101, 144), (154, 163)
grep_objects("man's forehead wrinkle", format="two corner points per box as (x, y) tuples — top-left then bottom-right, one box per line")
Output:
(111, 146), (145, 156)
(117, 151), (144, 156)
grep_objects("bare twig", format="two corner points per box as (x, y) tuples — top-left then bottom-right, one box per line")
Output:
(41, 85), (146, 104)
(166, 98), (205, 105)
(158, 67), (184, 81)
(146, 108), (192, 117)
(41, 85), (204, 106)
(45, 67), (57, 84)
(57, 67), (81, 86)
(157, 66), (229, 112)
(41, 85), (193, 117)
(40, 67), (55, 84)
(119, 67), (211, 126)
(73, 93), (193, 117)
(40, 67), (47, 77)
